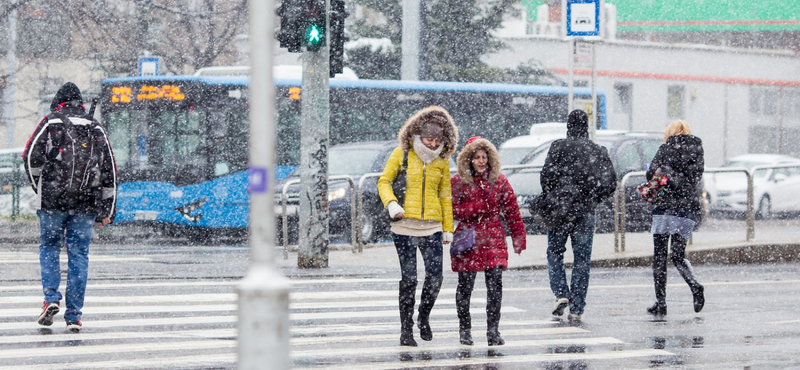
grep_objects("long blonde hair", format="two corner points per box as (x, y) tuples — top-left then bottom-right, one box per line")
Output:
(664, 120), (692, 142)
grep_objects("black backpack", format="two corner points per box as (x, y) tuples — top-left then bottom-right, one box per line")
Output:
(43, 113), (103, 196)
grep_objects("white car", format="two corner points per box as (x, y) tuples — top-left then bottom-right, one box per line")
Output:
(706, 154), (800, 218)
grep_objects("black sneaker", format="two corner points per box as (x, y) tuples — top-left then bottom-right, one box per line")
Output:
(66, 320), (82, 333)
(551, 298), (569, 316)
(37, 301), (60, 326)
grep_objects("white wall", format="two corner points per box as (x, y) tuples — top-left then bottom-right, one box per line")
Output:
(483, 37), (800, 166)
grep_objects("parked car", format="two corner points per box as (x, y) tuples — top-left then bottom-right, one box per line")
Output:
(498, 122), (567, 166)
(506, 132), (706, 233)
(705, 154), (800, 218)
(276, 140), (456, 244)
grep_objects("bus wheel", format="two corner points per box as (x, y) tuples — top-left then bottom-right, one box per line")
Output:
(188, 228), (212, 245)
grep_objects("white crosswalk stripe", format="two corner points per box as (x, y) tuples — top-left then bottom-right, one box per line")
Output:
(0, 278), (673, 369)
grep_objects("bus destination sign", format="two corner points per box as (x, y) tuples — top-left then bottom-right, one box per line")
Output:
(111, 85), (186, 103)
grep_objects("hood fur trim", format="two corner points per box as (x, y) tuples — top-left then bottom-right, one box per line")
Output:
(457, 137), (501, 184)
(397, 106), (458, 158)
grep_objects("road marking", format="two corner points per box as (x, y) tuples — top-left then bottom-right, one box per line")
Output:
(0, 339), (236, 360)
(0, 315), (238, 331)
(292, 327), (592, 346)
(0, 354), (237, 370)
(0, 328), (236, 344)
(311, 348), (673, 370)
(289, 319), (554, 335)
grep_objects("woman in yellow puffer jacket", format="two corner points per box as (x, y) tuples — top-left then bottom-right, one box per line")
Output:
(378, 105), (458, 347)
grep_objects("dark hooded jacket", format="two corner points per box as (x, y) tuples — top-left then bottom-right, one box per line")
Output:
(539, 110), (616, 228)
(22, 83), (117, 222)
(646, 134), (704, 218)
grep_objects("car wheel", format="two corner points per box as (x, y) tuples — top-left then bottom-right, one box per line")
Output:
(756, 196), (771, 220)
(360, 211), (377, 243)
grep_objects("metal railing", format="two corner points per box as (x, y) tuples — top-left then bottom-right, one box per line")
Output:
(614, 167), (753, 252)
(278, 175), (356, 259)
(355, 172), (383, 253)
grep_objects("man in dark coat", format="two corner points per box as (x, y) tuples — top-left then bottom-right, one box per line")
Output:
(540, 109), (616, 321)
(23, 82), (117, 333)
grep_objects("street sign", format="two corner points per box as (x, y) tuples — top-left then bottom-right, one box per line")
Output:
(138, 56), (161, 76)
(573, 40), (594, 69)
(563, 0), (601, 37)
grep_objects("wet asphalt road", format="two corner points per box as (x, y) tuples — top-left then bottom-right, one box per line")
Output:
(1, 241), (799, 369)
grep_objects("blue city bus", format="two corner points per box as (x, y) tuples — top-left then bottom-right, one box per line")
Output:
(100, 73), (606, 240)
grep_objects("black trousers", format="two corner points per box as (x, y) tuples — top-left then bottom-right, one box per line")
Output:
(456, 267), (503, 333)
(653, 233), (702, 305)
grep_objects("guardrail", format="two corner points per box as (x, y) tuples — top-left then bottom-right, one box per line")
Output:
(614, 167), (753, 253)
(355, 172), (383, 253)
(278, 175), (356, 259)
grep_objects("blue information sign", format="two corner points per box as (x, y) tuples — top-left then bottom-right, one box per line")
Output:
(565, 0), (600, 37)
(138, 56), (161, 76)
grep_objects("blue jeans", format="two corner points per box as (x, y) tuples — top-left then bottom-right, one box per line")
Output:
(547, 214), (595, 316)
(38, 210), (96, 323)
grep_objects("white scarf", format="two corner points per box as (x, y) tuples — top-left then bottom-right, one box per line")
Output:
(413, 135), (443, 164)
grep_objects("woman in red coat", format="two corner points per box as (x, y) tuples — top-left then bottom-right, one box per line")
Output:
(450, 136), (526, 346)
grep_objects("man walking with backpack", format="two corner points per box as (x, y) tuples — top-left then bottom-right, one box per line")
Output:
(539, 110), (615, 322)
(23, 82), (117, 332)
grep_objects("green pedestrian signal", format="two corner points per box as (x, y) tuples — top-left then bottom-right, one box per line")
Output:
(303, 21), (325, 52)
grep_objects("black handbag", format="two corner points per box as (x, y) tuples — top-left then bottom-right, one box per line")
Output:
(388, 149), (409, 221)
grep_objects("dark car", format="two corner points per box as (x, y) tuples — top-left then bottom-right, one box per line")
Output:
(506, 132), (705, 233)
(276, 140), (456, 245)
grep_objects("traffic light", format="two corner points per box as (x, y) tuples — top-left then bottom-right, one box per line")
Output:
(302, 0), (326, 52)
(277, 0), (327, 53)
(277, 0), (303, 52)
(329, 0), (348, 77)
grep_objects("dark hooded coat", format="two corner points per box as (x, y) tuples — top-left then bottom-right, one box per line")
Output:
(450, 138), (526, 272)
(539, 111), (616, 228)
(22, 83), (117, 222)
(646, 134), (704, 218)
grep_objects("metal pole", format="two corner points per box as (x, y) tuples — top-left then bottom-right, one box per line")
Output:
(567, 39), (574, 114)
(589, 40), (597, 141)
(237, 0), (291, 368)
(401, 0), (421, 80)
(5, 5), (17, 148)
(297, 7), (331, 268)
(746, 170), (755, 241)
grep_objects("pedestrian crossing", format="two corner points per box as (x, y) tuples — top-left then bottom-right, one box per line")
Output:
(0, 278), (673, 369)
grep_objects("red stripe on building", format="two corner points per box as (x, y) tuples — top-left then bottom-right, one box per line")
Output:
(550, 68), (800, 87)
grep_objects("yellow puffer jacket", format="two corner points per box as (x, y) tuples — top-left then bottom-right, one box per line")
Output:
(378, 146), (454, 232)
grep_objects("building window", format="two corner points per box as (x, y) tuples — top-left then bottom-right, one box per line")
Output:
(667, 85), (684, 119)
(614, 83), (632, 114)
(750, 87), (779, 116)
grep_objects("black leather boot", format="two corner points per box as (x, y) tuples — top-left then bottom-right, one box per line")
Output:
(417, 276), (442, 341)
(485, 268), (504, 346)
(650, 234), (669, 316)
(456, 272), (476, 345)
(670, 234), (705, 313)
(399, 280), (417, 346)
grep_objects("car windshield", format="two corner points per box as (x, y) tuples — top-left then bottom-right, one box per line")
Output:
(521, 144), (552, 167)
(499, 147), (532, 166)
(329, 148), (384, 176)
(724, 160), (773, 179)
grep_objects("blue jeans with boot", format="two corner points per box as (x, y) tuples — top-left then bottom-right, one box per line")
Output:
(547, 214), (595, 316)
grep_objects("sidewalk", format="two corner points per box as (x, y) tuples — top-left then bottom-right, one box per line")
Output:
(276, 218), (800, 276)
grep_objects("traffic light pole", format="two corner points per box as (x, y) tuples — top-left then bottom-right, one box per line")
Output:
(238, 0), (290, 368)
(297, 13), (331, 269)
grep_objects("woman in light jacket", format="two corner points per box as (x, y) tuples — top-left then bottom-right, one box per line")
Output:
(378, 106), (458, 346)
(646, 120), (706, 316)
(450, 136), (526, 346)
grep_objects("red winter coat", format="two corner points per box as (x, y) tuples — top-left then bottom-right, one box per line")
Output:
(450, 171), (526, 271)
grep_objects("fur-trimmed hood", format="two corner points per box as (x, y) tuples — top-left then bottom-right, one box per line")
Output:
(457, 137), (501, 185)
(397, 106), (459, 158)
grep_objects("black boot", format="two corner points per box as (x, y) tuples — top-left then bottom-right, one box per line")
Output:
(692, 285), (705, 313)
(485, 268), (504, 346)
(399, 280), (417, 346)
(650, 234), (669, 316)
(457, 272), (476, 345)
(670, 234), (705, 313)
(647, 302), (667, 316)
(417, 276), (442, 341)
